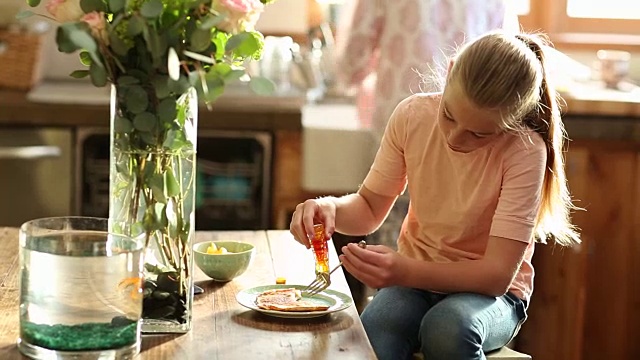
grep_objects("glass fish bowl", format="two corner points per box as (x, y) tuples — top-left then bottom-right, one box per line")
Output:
(18, 217), (143, 360)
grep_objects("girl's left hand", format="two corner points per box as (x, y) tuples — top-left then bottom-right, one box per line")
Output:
(339, 243), (406, 289)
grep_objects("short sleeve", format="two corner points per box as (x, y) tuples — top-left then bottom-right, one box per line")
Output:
(361, 97), (411, 197)
(490, 134), (547, 243)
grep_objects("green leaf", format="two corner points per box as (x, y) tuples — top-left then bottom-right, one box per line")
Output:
(158, 98), (177, 123)
(149, 174), (167, 204)
(165, 169), (180, 197)
(127, 69), (147, 81)
(230, 31), (262, 58)
(89, 62), (107, 87)
(80, 0), (107, 13)
(133, 112), (157, 132)
(153, 76), (170, 99)
(213, 62), (232, 75)
(140, 0), (163, 18)
(225, 32), (250, 52)
(140, 132), (157, 145)
(163, 129), (186, 149)
(143, 28), (167, 68)
(191, 70), (222, 102)
(109, 32), (130, 56)
(143, 208), (160, 231)
(27, 0), (41, 7)
(168, 76), (191, 95)
(56, 24), (79, 53)
(79, 51), (92, 66)
(15, 10), (35, 20)
(249, 76), (275, 96)
(158, 203), (168, 228)
(125, 86), (149, 114)
(69, 24), (98, 53)
(109, 0), (125, 12)
(127, 15), (144, 37)
(213, 63), (245, 82)
(153, 204), (166, 230)
(117, 75), (139, 86)
(224, 70), (246, 83)
(70, 70), (90, 79)
(188, 70), (200, 87)
(212, 31), (229, 58)
(130, 222), (145, 238)
(189, 28), (212, 52)
(113, 116), (133, 133)
(199, 14), (224, 30)
(143, 158), (155, 181)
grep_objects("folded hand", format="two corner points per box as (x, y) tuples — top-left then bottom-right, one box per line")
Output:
(339, 242), (405, 289)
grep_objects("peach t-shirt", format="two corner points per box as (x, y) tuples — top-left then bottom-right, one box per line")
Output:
(363, 93), (547, 302)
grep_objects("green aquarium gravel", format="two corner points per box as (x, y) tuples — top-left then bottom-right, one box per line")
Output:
(21, 319), (137, 351)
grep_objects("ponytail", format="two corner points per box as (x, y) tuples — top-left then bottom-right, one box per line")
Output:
(515, 34), (581, 246)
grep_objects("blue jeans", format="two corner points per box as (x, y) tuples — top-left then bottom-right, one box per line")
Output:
(361, 286), (527, 360)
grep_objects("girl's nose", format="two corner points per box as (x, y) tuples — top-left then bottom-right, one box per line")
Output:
(447, 129), (466, 147)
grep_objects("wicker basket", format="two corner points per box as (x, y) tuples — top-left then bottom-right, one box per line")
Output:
(0, 28), (43, 90)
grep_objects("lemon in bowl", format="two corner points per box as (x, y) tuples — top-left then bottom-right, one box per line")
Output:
(193, 241), (255, 282)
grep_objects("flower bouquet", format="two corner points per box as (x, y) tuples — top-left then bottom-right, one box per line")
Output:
(22, 0), (276, 333)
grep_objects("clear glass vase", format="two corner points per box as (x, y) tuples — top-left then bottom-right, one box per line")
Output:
(108, 84), (198, 333)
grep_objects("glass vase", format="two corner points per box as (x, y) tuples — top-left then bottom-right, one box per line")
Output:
(108, 84), (198, 333)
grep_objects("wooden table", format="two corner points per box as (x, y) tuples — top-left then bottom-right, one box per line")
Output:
(0, 228), (376, 359)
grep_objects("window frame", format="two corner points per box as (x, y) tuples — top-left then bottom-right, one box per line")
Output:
(517, 0), (640, 51)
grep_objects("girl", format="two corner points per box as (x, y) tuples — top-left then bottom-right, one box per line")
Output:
(289, 31), (581, 360)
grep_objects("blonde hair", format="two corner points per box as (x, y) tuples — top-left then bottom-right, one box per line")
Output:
(448, 31), (581, 246)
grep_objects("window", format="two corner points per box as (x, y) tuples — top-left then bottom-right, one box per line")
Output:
(566, 0), (640, 20)
(517, 0), (640, 49)
(514, 0), (530, 16)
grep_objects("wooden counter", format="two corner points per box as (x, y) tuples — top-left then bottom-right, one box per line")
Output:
(559, 81), (640, 118)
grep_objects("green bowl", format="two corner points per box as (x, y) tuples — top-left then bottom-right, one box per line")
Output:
(193, 241), (256, 282)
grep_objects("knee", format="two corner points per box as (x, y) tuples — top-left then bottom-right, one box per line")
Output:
(361, 303), (394, 335)
(419, 307), (483, 360)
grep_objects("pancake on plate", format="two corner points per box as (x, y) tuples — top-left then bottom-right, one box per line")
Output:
(255, 288), (330, 312)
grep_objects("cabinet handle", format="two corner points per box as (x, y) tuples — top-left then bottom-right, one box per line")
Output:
(0, 146), (62, 159)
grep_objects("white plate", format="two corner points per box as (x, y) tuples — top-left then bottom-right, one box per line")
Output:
(236, 284), (353, 319)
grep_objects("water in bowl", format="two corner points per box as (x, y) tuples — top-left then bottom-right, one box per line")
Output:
(18, 230), (143, 359)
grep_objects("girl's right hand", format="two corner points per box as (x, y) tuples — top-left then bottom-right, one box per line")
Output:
(289, 198), (337, 249)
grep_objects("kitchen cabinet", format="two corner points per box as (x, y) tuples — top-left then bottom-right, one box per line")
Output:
(516, 138), (640, 360)
(0, 128), (74, 227)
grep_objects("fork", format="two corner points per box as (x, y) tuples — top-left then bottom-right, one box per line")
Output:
(304, 240), (366, 296)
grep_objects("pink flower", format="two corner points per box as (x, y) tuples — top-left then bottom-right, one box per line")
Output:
(82, 12), (109, 46)
(46, 0), (85, 23)
(211, 0), (265, 33)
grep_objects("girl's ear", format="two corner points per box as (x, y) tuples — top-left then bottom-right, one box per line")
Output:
(447, 59), (454, 73)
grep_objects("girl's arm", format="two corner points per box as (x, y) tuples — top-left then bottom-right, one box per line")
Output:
(400, 236), (528, 296)
(317, 185), (398, 237)
(341, 235), (528, 297)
